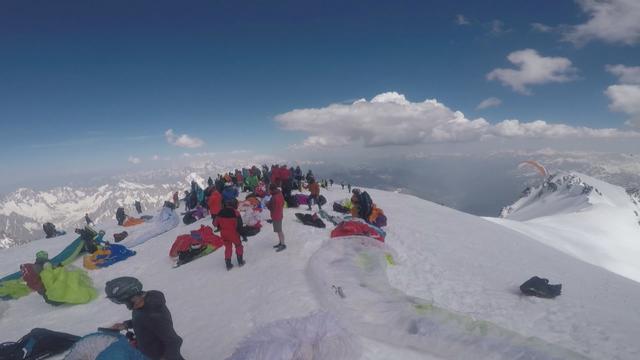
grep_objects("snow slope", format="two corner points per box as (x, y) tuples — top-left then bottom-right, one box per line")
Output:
(1, 187), (639, 359)
(488, 171), (640, 283)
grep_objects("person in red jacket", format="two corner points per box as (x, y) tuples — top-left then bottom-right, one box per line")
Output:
(214, 199), (245, 270)
(207, 188), (222, 222)
(267, 183), (286, 252)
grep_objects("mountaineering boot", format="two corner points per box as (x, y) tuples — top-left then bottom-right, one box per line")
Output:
(275, 244), (287, 252)
(273, 243), (282, 248)
(225, 258), (233, 271)
(237, 254), (245, 267)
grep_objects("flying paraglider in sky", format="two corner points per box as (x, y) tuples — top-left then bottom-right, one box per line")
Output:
(518, 160), (548, 177)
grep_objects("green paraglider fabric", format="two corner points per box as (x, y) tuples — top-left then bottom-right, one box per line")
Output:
(0, 279), (32, 300)
(40, 264), (97, 304)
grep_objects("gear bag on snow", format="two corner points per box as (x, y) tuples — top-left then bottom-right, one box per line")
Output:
(358, 192), (373, 220)
(519, 276), (562, 298)
(42, 223), (57, 238)
(0, 328), (80, 360)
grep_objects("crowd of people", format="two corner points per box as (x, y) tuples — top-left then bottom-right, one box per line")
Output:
(4, 164), (364, 360)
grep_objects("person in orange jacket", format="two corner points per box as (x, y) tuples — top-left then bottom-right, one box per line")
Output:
(306, 178), (322, 211)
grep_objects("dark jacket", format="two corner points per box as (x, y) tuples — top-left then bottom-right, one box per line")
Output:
(124, 290), (184, 360)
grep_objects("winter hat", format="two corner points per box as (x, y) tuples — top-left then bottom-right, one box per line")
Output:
(36, 250), (49, 262)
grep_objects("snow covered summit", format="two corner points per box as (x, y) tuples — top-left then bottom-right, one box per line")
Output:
(489, 171), (640, 283)
(1, 186), (640, 359)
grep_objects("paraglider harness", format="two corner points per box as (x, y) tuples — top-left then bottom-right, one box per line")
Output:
(97, 328), (138, 348)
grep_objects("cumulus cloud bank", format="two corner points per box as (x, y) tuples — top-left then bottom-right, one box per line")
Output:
(563, 0), (640, 45)
(165, 129), (204, 148)
(276, 92), (640, 148)
(605, 64), (640, 126)
(487, 49), (577, 94)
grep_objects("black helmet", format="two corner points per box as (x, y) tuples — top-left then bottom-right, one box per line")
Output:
(105, 277), (143, 305)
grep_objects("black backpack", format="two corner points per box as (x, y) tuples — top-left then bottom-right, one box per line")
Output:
(0, 328), (79, 360)
(520, 276), (562, 298)
(163, 201), (176, 210)
(42, 223), (56, 238)
(358, 192), (373, 219)
(182, 212), (197, 225)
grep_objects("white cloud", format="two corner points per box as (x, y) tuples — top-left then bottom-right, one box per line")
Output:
(275, 92), (639, 149)
(455, 14), (470, 25)
(164, 129), (204, 148)
(563, 0), (640, 45)
(489, 20), (510, 35)
(152, 155), (159, 161)
(531, 22), (553, 33)
(491, 119), (637, 138)
(128, 156), (141, 164)
(606, 64), (640, 84)
(487, 49), (577, 94)
(605, 85), (640, 126)
(605, 64), (640, 126)
(477, 97), (502, 110)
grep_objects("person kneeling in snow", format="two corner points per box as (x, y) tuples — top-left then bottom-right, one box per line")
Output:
(214, 198), (246, 270)
(106, 276), (185, 360)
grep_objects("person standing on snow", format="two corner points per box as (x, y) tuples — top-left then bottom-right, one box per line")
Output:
(106, 277), (185, 360)
(214, 198), (245, 270)
(84, 213), (94, 226)
(306, 178), (322, 211)
(267, 183), (286, 252)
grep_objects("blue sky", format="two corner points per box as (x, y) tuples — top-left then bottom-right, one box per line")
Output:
(1, 0), (639, 191)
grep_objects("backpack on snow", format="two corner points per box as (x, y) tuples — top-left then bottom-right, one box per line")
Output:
(358, 192), (373, 220)
(0, 328), (80, 360)
(42, 223), (57, 238)
(182, 212), (197, 225)
(519, 276), (562, 298)
(317, 195), (327, 206)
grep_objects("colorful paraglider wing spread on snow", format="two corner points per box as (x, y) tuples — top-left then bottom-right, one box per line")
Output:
(0, 279), (32, 300)
(65, 332), (146, 360)
(83, 244), (136, 270)
(39, 265), (97, 304)
(50, 237), (86, 267)
(330, 220), (385, 242)
(123, 217), (146, 227)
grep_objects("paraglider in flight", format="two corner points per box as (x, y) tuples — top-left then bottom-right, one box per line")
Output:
(518, 160), (548, 177)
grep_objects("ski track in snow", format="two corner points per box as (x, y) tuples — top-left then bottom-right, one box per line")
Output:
(0, 187), (639, 359)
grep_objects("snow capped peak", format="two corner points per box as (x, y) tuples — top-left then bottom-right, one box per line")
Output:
(499, 171), (622, 220)
(185, 172), (205, 188)
(117, 180), (155, 190)
(491, 169), (640, 283)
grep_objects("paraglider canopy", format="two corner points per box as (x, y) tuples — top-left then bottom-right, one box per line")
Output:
(519, 160), (548, 177)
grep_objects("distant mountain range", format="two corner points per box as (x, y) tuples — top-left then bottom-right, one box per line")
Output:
(0, 159), (260, 248)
